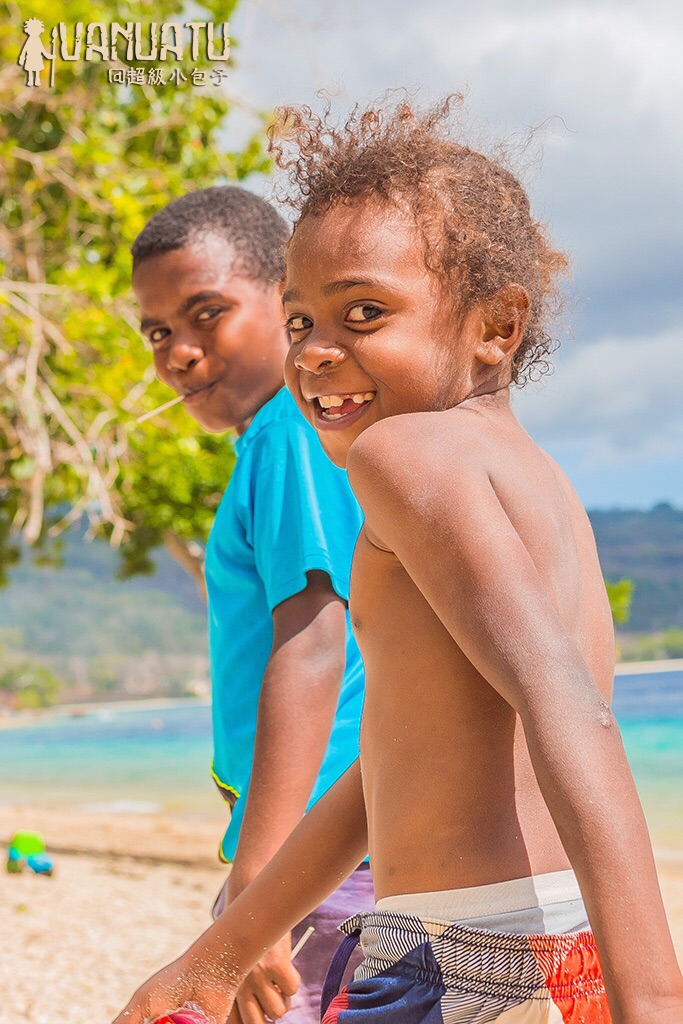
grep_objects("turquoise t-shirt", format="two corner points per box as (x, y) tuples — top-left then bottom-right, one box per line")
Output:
(206, 387), (365, 862)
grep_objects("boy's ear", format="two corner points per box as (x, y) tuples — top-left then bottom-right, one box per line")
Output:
(475, 285), (530, 367)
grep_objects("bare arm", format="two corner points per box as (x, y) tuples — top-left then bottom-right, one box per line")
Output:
(227, 570), (348, 900)
(347, 420), (683, 1024)
(225, 571), (348, 1023)
(112, 760), (367, 1024)
(216, 757), (367, 967)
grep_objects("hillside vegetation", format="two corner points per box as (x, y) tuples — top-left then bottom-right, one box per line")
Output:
(591, 503), (683, 632)
(0, 504), (680, 705)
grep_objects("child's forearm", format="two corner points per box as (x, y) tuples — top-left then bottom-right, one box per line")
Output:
(198, 757), (368, 977)
(227, 582), (347, 901)
(524, 695), (683, 1019)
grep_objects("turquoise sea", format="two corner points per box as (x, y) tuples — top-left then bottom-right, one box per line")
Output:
(0, 668), (681, 851)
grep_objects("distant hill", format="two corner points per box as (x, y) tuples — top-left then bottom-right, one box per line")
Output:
(588, 503), (683, 631)
(0, 530), (206, 659)
(0, 505), (680, 664)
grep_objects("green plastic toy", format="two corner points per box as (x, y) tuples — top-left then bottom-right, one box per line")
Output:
(6, 830), (54, 876)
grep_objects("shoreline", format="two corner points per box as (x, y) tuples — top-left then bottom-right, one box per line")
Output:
(48, 694), (211, 715)
(0, 693), (210, 729)
(614, 657), (683, 675)
(0, 658), (680, 730)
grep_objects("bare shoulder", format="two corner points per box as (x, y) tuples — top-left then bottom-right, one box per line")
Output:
(347, 410), (486, 517)
(349, 410), (480, 475)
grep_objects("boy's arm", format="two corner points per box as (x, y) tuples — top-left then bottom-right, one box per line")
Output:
(228, 570), (347, 899)
(112, 759), (367, 1024)
(348, 422), (683, 1024)
(225, 570), (348, 1022)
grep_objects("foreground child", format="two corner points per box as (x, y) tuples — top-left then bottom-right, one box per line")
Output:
(115, 100), (683, 1024)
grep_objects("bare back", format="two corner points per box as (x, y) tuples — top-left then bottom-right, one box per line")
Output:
(348, 399), (615, 900)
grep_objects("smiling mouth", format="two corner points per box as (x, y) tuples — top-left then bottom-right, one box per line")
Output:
(315, 392), (376, 421)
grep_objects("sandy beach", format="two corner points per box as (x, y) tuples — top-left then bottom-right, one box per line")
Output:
(0, 805), (226, 1024)
(0, 803), (682, 1024)
(1, 675), (681, 1021)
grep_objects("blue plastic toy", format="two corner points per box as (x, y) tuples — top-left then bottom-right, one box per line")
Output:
(27, 852), (54, 875)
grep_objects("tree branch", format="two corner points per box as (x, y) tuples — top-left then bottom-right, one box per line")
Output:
(163, 531), (207, 605)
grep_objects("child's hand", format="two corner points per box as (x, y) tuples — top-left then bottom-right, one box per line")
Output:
(234, 933), (300, 1024)
(111, 934), (242, 1024)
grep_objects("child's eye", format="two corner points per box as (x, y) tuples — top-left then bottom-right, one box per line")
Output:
(345, 303), (383, 324)
(285, 314), (313, 332)
(196, 308), (222, 322)
(149, 327), (170, 345)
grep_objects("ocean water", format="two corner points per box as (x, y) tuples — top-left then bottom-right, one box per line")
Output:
(0, 670), (681, 850)
(612, 669), (683, 851)
(0, 701), (220, 817)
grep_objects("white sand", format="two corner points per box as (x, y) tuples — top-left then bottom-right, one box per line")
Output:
(1, 806), (681, 1023)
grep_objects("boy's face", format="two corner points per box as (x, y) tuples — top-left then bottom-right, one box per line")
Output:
(283, 201), (478, 466)
(133, 234), (287, 433)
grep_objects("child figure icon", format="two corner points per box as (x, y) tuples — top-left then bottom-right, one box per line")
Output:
(18, 18), (54, 87)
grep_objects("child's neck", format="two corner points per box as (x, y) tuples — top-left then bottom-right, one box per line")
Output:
(459, 382), (512, 411)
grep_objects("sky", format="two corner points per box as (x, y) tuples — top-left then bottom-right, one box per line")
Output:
(222, 0), (683, 510)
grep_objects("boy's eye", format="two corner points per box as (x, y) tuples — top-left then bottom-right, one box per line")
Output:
(196, 308), (222, 322)
(286, 314), (313, 332)
(149, 327), (170, 344)
(345, 303), (383, 324)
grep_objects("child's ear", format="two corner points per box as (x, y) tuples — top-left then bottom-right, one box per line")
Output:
(475, 285), (530, 366)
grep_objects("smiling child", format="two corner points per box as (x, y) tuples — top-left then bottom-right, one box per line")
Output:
(115, 101), (683, 1024)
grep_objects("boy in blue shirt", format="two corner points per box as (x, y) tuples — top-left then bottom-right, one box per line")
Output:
(131, 187), (372, 1022)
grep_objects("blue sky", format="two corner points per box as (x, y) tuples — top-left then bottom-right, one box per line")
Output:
(223, 0), (683, 510)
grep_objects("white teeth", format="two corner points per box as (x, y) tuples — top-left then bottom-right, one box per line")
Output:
(318, 392), (376, 408)
(322, 412), (344, 420)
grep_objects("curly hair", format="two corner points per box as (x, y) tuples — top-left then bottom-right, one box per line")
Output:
(268, 95), (567, 386)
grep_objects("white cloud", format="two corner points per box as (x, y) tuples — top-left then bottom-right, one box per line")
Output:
(225, 0), (683, 504)
(515, 328), (683, 464)
(229, 0), (683, 326)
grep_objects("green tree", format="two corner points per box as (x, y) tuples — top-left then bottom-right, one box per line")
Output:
(0, 1), (270, 596)
(661, 626), (683, 658)
(0, 658), (62, 709)
(605, 578), (634, 626)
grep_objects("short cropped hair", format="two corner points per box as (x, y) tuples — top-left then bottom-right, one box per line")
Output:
(268, 96), (567, 385)
(131, 186), (289, 284)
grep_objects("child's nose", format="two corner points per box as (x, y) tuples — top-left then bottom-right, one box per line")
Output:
(293, 340), (345, 374)
(167, 337), (204, 372)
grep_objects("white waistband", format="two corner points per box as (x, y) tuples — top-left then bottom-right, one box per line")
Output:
(375, 869), (582, 920)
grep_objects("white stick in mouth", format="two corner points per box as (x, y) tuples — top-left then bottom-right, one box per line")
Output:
(136, 393), (185, 424)
(290, 925), (315, 961)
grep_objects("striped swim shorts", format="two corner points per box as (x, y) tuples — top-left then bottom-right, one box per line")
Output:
(321, 911), (612, 1022)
